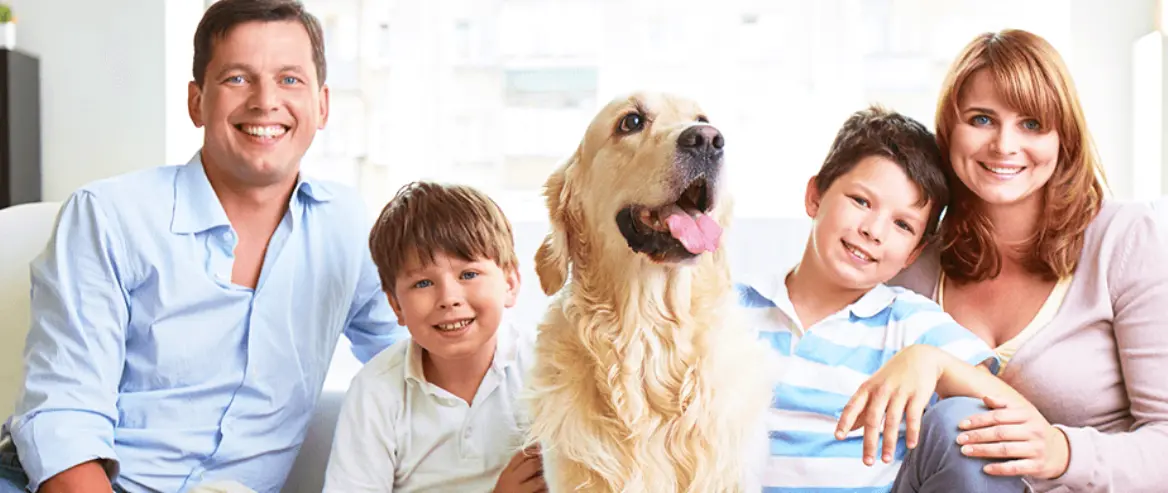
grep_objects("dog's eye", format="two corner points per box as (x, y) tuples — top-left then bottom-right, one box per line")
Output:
(617, 113), (645, 135)
(696, 115), (709, 123)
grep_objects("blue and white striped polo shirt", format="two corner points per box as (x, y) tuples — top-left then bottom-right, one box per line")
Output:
(737, 276), (999, 493)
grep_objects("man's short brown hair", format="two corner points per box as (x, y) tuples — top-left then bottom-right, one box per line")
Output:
(815, 105), (949, 244)
(370, 181), (518, 295)
(192, 0), (327, 87)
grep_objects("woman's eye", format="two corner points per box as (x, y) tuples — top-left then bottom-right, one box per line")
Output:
(895, 220), (914, 233)
(971, 115), (992, 126)
(1022, 119), (1042, 131)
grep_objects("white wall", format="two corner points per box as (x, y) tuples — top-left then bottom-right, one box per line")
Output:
(1068, 0), (1158, 198)
(5, 0), (1166, 201)
(7, 0), (203, 201)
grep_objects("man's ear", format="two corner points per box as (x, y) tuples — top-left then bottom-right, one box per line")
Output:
(804, 176), (822, 219)
(318, 83), (330, 128)
(534, 151), (578, 296)
(188, 81), (204, 128)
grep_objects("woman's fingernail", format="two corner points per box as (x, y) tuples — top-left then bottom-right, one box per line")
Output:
(956, 434), (968, 444)
(961, 445), (972, 454)
(959, 420), (971, 428)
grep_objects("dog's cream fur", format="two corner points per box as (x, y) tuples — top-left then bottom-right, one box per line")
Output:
(526, 92), (777, 492)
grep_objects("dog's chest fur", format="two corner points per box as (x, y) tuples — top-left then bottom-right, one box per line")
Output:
(526, 272), (775, 493)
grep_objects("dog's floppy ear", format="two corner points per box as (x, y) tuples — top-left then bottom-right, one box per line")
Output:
(535, 151), (576, 295)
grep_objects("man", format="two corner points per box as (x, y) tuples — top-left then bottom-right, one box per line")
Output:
(0, 1), (405, 492)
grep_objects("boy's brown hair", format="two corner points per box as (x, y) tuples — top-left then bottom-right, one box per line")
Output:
(369, 181), (518, 295)
(193, 0), (327, 87)
(815, 105), (949, 244)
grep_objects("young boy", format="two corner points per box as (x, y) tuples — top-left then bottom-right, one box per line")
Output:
(322, 182), (544, 493)
(740, 106), (1027, 492)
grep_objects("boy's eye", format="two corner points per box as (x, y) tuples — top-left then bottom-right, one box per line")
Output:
(970, 114), (992, 126)
(412, 279), (432, 289)
(460, 271), (479, 280)
(849, 195), (869, 207)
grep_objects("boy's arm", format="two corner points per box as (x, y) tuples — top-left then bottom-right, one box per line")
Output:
(931, 349), (1026, 404)
(321, 371), (398, 493)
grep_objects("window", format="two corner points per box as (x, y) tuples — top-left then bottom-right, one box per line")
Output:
(300, 0), (1072, 221)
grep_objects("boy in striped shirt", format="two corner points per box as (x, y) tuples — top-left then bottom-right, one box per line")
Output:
(740, 106), (1027, 492)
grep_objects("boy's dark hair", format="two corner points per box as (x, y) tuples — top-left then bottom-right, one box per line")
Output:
(370, 181), (518, 295)
(816, 105), (948, 243)
(192, 0), (327, 87)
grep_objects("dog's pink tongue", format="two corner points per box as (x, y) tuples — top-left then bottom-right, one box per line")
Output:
(665, 210), (722, 254)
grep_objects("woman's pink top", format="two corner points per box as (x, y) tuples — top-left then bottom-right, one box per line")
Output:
(893, 199), (1168, 493)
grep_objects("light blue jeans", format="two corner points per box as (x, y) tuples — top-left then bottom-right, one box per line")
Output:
(891, 396), (1027, 492)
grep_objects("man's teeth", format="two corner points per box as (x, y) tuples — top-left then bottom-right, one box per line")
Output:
(981, 163), (1023, 175)
(845, 242), (873, 262)
(240, 125), (287, 138)
(436, 319), (472, 331)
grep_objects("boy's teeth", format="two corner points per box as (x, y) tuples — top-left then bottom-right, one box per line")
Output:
(436, 319), (472, 331)
(240, 125), (287, 138)
(845, 243), (872, 261)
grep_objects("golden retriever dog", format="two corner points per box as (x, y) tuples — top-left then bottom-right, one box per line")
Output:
(526, 92), (778, 493)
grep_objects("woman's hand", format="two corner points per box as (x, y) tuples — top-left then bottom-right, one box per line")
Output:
(956, 395), (1071, 479)
(836, 344), (944, 466)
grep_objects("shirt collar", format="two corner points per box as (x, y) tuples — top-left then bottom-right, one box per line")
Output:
(170, 151), (230, 234)
(848, 283), (898, 318)
(404, 321), (521, 386)
(761, 261), (898, 321)
(170, 150), (334, 234)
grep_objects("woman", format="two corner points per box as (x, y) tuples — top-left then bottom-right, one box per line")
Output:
(876, 29), (1168, 492)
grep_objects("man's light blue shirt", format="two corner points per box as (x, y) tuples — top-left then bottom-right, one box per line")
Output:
(2, 153), (407, 493)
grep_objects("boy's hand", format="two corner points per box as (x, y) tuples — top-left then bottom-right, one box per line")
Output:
(493, 445), (547, 493)
(835, 344), (943, 466)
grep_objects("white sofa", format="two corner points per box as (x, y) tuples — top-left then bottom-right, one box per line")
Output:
(0, 202), (810, 492)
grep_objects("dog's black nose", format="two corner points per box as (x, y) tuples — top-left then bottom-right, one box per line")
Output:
(678, 125), (724, 153)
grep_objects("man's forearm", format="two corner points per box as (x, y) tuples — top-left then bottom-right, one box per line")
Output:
(39, 461), (113, 493)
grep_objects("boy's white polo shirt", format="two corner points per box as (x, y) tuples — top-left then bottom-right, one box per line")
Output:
(322, 322), (534, 493)
(737, 268), (999, 493)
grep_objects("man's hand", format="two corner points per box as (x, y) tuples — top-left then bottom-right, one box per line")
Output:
(836, 344), (944, 466)
(39, 460), (114, 493)
(493, 446), (546, 493)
